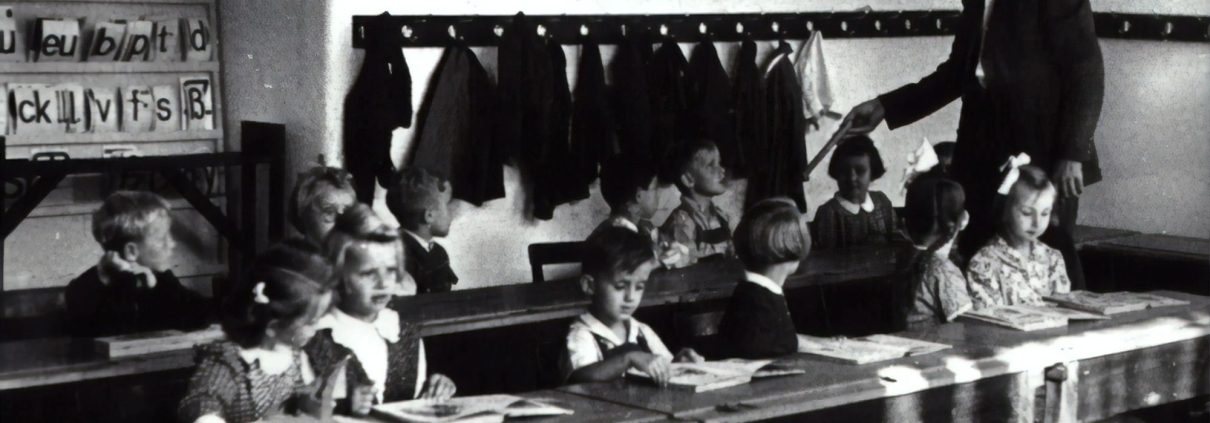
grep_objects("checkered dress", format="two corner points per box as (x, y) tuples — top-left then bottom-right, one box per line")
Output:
(178, 341), (311, 423)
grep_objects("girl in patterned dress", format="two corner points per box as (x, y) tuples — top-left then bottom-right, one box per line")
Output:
(899, 174), (974, 330)
(179, 240), (336, 423)
(966, 162), (1071, 308)
(305, 204), (456, 416)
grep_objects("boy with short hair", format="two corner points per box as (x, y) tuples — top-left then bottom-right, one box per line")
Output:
(594, 157), (688, 268)
(560, 227), (702, 385)
(65, 190), (210, 337)
(660, 139), (734, 264)
(386, 167), (458, 294)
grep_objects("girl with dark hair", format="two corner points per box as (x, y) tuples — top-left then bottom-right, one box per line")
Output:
(813, 136), (897, 250)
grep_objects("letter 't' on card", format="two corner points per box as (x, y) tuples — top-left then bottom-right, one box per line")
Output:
(11, 84), (61, 135)
(152, 19), (182, 62)
(85, 87), (120, 133)
(122, 86), (154, 132)
(0, 6), (25, 62)
(53, 83), (86, 133)
(88, 21), (127, 61)
(152, 85), (180, 132)
(121, 20), (155, 62)
(183, 18), (212, 61)
(179, 77), (214, 130)
(34, 18), (82, 62)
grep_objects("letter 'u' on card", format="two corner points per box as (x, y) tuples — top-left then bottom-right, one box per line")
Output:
(121, 20), (155, 62)
(152, 85), (180, 132)
(86, 87), (120, 133)
(122, 86), (154, 132)
(184, 18), (212, 61)
(180, 76), (214, 130)
(0, 6), (26, 62)
(11, 84), (60, 135)
(89, 21), (127, 62)
(35, 18), (82, 62)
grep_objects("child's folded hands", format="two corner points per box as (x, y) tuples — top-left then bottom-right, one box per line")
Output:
(98, 251), (158, 288)
(420, 373), (457, 400)
(674, 348), (705, 363)
(629, 351), (673, 387)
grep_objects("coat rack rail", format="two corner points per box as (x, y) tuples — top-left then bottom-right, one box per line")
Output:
(352, 11), (1210, 48)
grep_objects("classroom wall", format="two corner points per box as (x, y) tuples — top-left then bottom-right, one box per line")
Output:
(219, 0), (1210, 290)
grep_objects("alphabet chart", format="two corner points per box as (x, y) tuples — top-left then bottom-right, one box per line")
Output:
(1, 0), (226, 293)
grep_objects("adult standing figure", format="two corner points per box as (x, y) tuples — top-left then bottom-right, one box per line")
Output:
(844, 0), (1104, 289)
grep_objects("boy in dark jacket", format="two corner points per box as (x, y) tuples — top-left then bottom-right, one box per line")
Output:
(386, 167), (459, 294)
(66, 190), (210, 338)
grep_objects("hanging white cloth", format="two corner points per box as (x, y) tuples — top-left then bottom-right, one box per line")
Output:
(794, 30), (838, 123)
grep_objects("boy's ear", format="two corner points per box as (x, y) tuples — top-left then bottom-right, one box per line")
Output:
(959, 211), (970, 231)
(422, 208), (436, 225)
(679, 172), (695, 190)
(579, 274), (595, 296)
(121, 242), (140, 262)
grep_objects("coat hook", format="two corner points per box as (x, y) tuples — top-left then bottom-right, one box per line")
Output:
(935, 18), (943, 31)
(771, 21), (780, 33)
(735, 22), (744, 34)
(699, 22), (708, 35)
(447, 24), (458, 39)
(493, 24), (504, 37)
(874, 19), (882, 32)
(580, 24), (589, 36)
(537, 24), (547, 37)
(1162, 21), (1173, 36)
(621, 23), (627, 37)
(806, 20), (814, 32)
(359, 25), (365, 39)
(841, 21), (849, 33)
(402, 25), (413, 39)
(904, 18), (912, 31)
(659, 23), (669, 37)
(1119, 20), (1131, 34)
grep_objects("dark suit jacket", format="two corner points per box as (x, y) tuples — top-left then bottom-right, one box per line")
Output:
(65, 267), (211, 338)
(878, 0), (1104, 189)
(717, 280), (799, 359)
(401, 233), (459, 294)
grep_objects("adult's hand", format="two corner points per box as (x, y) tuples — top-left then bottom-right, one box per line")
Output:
(843, 99), (886, 135)
(1053, 160), (1084, 199)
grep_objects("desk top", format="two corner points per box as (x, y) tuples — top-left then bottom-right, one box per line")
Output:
(1085, 233), (1210, 262)
(561, 291), (1210, 422)
(402, 244), (901, 336)
(1071, 225), (1138, 246)
(334, 389), (666, 423)
(0, 337), (194, 391)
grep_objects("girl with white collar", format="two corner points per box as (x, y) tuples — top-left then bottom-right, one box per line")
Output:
(305, 204), (456, 416)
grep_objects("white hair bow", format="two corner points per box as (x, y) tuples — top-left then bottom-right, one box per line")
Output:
(902, 138), (940, 195)
(996, 153), (1032, 195)
(252, 281), (270, 304)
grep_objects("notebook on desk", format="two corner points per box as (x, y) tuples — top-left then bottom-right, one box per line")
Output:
(959, 306), (1069, 331)
(372, 394), (572, 423)
(626, 359), (805, 392)
(796, 334), (951, 364)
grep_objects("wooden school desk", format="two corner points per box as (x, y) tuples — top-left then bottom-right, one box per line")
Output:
(0, 245), (902, 392)
(560, 291), (1210, 422)
(335, 389), (666, 423)
(1080, 233), (1210, 294)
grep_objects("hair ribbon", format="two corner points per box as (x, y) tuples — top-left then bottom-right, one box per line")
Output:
(996, 152), (1032, 195)
(252, 281), (270, 304)
(902, 138), (940, 195)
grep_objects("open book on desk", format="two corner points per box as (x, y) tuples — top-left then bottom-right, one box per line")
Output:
(1044, 291), (1150, 316)
(796, 334), (951, 365)
(372, 394), (572, 423)
(959, 306), (1069, 331)
(626, 359), (805, 392)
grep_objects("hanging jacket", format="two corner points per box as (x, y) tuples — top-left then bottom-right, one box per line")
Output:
(409, 44), (504, 206)
(731, 38), (764, 181)
(496, 13), (573, 220)
(344, 12), (412, 202)
(746, 41), (808, 212)
(567, 36), (617, 201)
(610, 33), (653, 162)
(686, 40), (740, 176)
(647, 40), (691, 183)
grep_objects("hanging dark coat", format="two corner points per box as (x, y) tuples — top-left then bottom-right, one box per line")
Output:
(686, 40), (740, 176)
(647, 40), (691, 183)
(747, 42), (808, 212)
(731, 38), (764, 181)
(496, 13), (573, 220)
(409, 44), (504, 206)
(610, 33), (653, 162)
(567, 36), (617, 201)
(343, 13), (412, 202)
